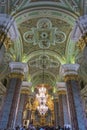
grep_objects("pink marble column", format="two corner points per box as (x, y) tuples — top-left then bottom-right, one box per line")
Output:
(56, 82), (70, 127)
(58, 94), (64, 128)
(53, 95), (59, 127)
(0, 62), (28, 129)
(60, 64), (87, 130)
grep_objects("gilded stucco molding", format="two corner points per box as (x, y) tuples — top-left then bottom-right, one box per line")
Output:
(9, 62), (28, 80)
(21, 81), (32, 94)
(56, 82), (67, 94)
(60, 64), (80, 81)
(0, 14), (19, 49)
(77, 35), (87, 51)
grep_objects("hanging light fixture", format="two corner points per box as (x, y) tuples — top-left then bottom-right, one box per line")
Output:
(37, 104), (48, 115)
(36, 41), (48, 115)
(36, 86), (48, 115)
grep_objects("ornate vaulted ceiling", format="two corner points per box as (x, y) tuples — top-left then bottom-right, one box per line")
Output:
(0, 0), (86, 91)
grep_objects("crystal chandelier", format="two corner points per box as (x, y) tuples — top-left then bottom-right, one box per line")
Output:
(36, 45), (48, 115)
(36, 86), (48, 115)
(37, 104), (48, 115)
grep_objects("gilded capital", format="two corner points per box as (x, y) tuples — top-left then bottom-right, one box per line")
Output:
(60, 64), (80, 81)
(56, 82), (66, 95)
(9, 62), (28, 79)
(21, 81), (32, 94)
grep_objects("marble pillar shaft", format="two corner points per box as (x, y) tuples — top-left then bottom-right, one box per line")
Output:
(62, 94), (70, 125)
(54, 99), (59, 126)
(58, 94), (64, 128)
(16, 93), (28, 126)
(0, 78), (19, 129)
(7, 78), (22, 129)
(67, 80), (87, 130)
(66, 80), (79, 130)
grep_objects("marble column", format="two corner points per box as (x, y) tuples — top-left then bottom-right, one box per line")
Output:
(53, 95), (59, 127)
(16, 81), (32, 126)
(56, 82), (70, 127)
(0, 62), (28, 129)
(60, 64), (87, 130)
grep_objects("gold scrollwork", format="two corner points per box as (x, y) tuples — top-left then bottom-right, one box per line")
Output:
(21, 89), (30, 94)
(64, 74), (78, 82)
(0, 33), (12, 49)
(9, 72), (24, 80)
(58, 90), (66, 95)
(77, 34), (87, 51)
(4, 37), (12, 49)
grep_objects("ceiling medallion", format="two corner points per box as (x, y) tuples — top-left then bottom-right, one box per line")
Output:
(23, 18), (66, 49)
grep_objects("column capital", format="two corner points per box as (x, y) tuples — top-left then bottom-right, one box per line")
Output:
(9, 62), (28, 79)
(56, 82), (66, 95)
(60, 64), (80, 81)
(21, 81), (32, 94)
(0, 14), (19, 49)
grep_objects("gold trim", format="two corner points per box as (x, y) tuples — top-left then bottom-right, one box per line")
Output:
(77, 34), (87, 51)
(4, 37), (12, 49)
(58, 90), (66, 95)
(0, 33), (12, 49)
(64, 74), (78, 82)
(21, 89), (30, 94)
(9, 73), (24, 80)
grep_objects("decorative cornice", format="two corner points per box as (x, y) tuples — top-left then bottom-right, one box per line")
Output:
(9, 62), (28, 79)
(56, 82), (66, 95)
(21, 81), (32, 94)
(22, 81), (32, 87)
(60, 64), (80, 81)
(64, 75), (79, 82)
